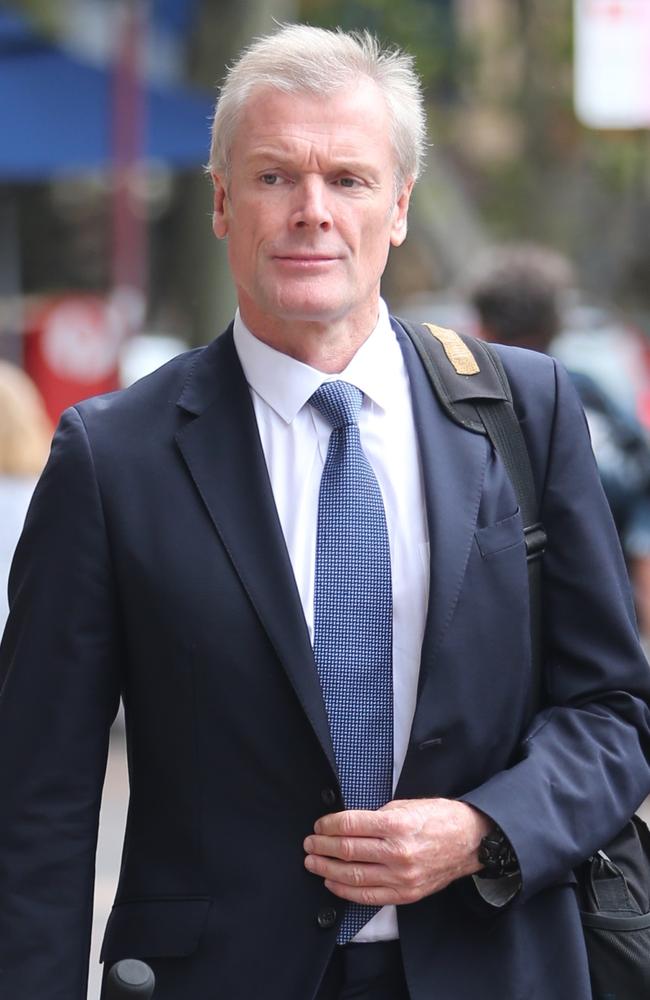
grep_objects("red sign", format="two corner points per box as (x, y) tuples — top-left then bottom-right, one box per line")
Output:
(24, 295), (123, 423)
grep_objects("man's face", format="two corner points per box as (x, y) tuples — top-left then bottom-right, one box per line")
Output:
(212, 80), (413, 344)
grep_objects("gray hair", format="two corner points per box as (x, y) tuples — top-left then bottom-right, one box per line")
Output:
(208, 24), (427, 191)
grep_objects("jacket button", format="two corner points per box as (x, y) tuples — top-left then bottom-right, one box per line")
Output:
(321, 787), (338, 807)
(317, 907), (337, 930)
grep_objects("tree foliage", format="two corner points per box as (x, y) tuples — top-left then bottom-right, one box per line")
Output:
(303, 0), (650, 311)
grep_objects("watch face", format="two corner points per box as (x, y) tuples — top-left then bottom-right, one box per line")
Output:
(478, 827), (519, 878)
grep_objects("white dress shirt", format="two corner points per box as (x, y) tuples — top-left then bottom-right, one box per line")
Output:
(233, 300), (429, 942)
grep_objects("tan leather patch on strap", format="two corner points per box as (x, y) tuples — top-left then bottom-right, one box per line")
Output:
(422, 323), (480, 376)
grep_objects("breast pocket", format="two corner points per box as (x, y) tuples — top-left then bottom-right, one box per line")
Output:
(475, 508), (524, 558)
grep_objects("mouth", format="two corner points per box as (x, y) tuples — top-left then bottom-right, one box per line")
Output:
(272, 254), (341, 267)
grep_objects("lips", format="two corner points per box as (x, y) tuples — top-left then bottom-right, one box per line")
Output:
(272, 254), (345, 272)
(274, 254), (340, 262)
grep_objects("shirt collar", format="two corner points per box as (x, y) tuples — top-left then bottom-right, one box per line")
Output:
(233, 299), (399, 424)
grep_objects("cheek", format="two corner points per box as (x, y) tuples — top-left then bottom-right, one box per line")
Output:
(226, 229), (254, 288)
(226, 215), (257, 262)
(357, 218), (395, 264)
(226, 231), (242, 273)
(226, 225), (276, 296)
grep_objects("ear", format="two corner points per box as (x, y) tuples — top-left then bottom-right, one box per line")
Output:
(389, 178), (415, 248)
(211, 171), (229, 239)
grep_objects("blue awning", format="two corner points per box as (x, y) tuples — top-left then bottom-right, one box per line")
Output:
(0, 7), (215, 180)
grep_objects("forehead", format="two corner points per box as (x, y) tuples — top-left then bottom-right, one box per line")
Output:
(230, 79), (394, 164)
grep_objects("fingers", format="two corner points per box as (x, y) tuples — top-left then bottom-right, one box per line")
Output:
(304, 834), (393, 863)
(304, 850), (425, 904)
(314, 809), (401, 838)
(305, 852), (392, 886)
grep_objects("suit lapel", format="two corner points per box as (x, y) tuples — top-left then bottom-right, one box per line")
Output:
(175, 328), (336, 774)
(394, 322), (489, 698)
(174, 321), (486, 773)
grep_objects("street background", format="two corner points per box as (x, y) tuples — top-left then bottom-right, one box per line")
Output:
(2, 2), (650, 996)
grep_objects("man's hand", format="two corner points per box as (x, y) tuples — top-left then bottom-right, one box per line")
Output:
(303, 798), (493, 906)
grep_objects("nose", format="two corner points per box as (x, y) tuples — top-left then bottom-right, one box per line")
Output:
(290, 176), (333, 231)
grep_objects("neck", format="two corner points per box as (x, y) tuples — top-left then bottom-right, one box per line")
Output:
(239, 302), (381, 374)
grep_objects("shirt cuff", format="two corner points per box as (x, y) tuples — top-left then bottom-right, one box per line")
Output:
(472, 871), (521, 907)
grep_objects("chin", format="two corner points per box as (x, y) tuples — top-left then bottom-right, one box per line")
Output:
(272, 295), (347, 324)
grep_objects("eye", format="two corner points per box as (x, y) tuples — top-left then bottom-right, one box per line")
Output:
(260, 173), (280, 185)
(337, 176), (359, 188)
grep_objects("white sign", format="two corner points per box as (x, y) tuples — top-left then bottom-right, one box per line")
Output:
(574, 0), (650, 128)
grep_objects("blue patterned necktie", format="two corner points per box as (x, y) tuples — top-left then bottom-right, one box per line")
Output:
(309, 380), (393, 944)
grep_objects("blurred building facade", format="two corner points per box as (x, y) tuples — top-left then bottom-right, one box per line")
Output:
(1, 0), (649, 408)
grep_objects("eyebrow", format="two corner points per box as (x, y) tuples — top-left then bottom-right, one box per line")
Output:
(247, 149), (381, 179)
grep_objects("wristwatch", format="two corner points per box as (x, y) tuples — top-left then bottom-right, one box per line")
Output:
(478, 824), (519, 879)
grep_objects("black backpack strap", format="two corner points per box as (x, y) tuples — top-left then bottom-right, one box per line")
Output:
(398, 317), (546, 714)
(400, 319), (511, 433)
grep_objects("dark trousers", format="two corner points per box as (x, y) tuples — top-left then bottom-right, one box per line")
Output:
(315, 941), (410, 1000)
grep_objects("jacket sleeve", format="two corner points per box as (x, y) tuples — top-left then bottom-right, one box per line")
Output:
(462, 357), (650, 903)
(0, 406), (121, 999)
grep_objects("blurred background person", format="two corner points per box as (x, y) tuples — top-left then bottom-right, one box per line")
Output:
(0, 361), (52, 629)
(467, 243), (650, 639)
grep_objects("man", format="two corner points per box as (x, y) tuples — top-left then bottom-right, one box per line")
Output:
(468, 242), (650, 636)
(0, 25), (649, 1000)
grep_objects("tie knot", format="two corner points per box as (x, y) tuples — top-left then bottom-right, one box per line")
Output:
(309, 381), (362, 430)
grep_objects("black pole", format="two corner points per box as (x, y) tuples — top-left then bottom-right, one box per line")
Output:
(105, 959), (155, 998)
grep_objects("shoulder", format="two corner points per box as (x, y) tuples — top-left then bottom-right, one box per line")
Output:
(392, 316), (560, 401)
(485, 341), (582, 430)
(70, 326), (238, 438)
(45, 330), (239, 481)
(73, 345), (205, 429)
(469, 340), (589, 493)
(488, 341), (558, 392)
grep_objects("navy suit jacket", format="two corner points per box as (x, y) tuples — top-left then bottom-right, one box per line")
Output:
(1, 320), (649, 999)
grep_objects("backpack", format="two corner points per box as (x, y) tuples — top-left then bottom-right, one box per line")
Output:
(399, 317), (650, 1000)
